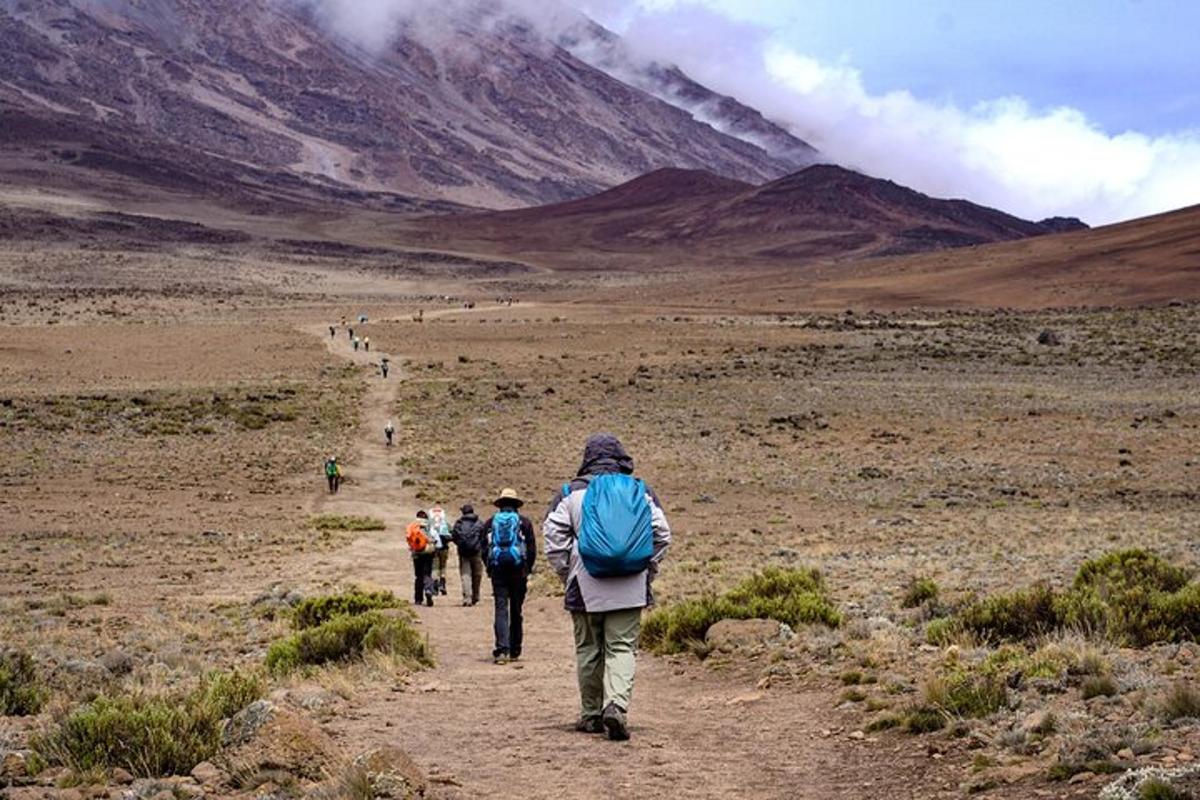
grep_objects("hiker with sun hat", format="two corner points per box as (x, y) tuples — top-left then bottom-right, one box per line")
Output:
(479, 488), (537, 664)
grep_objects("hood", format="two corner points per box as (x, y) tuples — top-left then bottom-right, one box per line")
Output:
(577, 433), (634, 477)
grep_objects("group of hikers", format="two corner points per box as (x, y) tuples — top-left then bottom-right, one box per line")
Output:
(329, 319), (388, 376)
(403, 434), (671, 741)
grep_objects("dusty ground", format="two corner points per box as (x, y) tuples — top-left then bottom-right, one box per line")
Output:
(2, 246), (1198, 799)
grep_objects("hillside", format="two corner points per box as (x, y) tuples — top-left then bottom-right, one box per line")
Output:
(0, 0), (814, 212)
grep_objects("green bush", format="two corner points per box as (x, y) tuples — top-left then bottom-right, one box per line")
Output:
(0, 650), (48, 716)
(640, 567), (841, 654)
(956, 550), (1200, 648)
(1081, 675), (1119, 700)
(292, 589), (402, 630)
(32, 669), (262, 779)
(267, 611), (430, 674)
(1158, 682), (1200, 722)
(902, 577), (939, 609)
(1138, 777), (1190, 800)
(309, 515), (387, 533)
(923, 669), (1009, 720)
(925, 617), (962, 645)
(959, 583), (1060, 642)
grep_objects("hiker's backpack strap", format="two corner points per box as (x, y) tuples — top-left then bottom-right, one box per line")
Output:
(562, 482), (571, 499)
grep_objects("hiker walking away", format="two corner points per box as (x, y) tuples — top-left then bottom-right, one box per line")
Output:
(329, 325), (336, 339)
(428, 506), (452, 596)
(384, 420), (395, 448)
(381, 358), (390, 379)
(407, 510), (436, 607)
(543, 434), (671, 741)
(353, 336), (361, 352)
(364, 337), (370, 353)
(348, 326), (354, 342)
(451, 504), (485, 606)
(481, 488), (537, 664)
(323, 456), (342, 494)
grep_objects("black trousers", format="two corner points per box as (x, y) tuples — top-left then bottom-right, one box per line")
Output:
(492, 570), (528, 658)
(412, 553), (435, 603)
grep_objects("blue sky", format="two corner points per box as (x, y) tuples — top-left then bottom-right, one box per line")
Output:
(575, 0), (1200, 223)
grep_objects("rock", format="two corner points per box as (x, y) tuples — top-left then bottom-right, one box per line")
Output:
(848, 731), (865, 741)
(1037, 329), (1062, 346)
(99, 650), (136, 677)
(111, 768), (136, 785)
(1116, 748), (1135, 761)
(1068, 771), (1094, 784)
(1, 750), (28, 780)
(273, 686), (341, 714)
(221, 704), (343, 783)
(353, 746), (427, 799)
(189, 761), (222, 787)
(705, 619), (791, 651)
(1020, 709), (1054, 735)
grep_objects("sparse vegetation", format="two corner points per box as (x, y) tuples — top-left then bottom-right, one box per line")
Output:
(32, 669), (263, 778)
(292, 588), (403, 630)
(1158, 683), (1200, 722)
(309, 515), (387, 532)
(0, 650), (48, 716)
(266, 611), (430, 674)
(902, 576), (939, 609)
(1082, 675), (1120, 700)
(640, 567), (842, 654)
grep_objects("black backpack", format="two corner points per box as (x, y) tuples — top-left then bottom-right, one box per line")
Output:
(455, 518), (484, 555)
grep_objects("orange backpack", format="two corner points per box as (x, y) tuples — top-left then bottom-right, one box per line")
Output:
(406, 521), (429, 553)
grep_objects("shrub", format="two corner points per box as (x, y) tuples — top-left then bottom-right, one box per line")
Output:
(1158, 683), (1200, 722)
(922, 669), (1010, 720)
(309, 515), (387, 532)
(902, 577), (939, 609)
(1081, 675), (1119, 700)
(0, 650), (48, 716)
(640, 567), (841, 654)
(292, 589), (402, 630)
(959, 583), (1061, 642)
(267, 612), (430, 674)
(925, 617), (962, 646)
(1138, 777), (1190, 800)
(32, 669), (263, 779)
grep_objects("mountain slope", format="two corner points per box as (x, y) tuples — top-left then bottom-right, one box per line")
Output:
(0, 0), (813, 211)
(422, 164), (1085, 266)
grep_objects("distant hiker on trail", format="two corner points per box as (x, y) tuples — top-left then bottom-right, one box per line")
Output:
(364, 337), (371, 353)
(324, 456), (342, 494)
(381, 358), (390, 379)
(384, 420), (395, 448)
(451, 504), (484, 606)
(428, 505), (452, 596)
(543, 434), (671, 741)
(481, 488), (537, 664)
(407, 510), (436, 607)
(329, 325), (336, 339)
(353, 336), (361, 352)
(348, 327), (354, 342)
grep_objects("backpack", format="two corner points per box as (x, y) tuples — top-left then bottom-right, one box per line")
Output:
(454, 518), (484, 555)
(488, 511), (526, 568)
(325, 460), (337, 477)
(406, 521), (430, 554)
(574, 473), (654, 578)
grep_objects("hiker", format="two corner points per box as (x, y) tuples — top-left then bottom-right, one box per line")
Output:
(407, 510), (436, 606)
(480, 488), (537, 664)
(364, 337), (370, 353)
(348, 326), (354, 341)
(384, 420), (395, 447)
(353, 336), (360, 352)
(381, 358), (390, 379)
(323, 456), (342, 494)
(543, 434), (671, 741)
(451, 504), (484, 606)
(329, 325), (335, 339)
(428, 505), (452, 596)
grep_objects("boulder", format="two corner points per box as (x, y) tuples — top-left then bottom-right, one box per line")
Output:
(1, 750), (29, 781)
(189, 761), (223, 788)
(705, 619), (790, 651)
(352, 747), (427, 799)
(219, 702), (344, 783)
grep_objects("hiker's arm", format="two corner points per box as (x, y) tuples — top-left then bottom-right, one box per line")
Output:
(480, 519), (493, 574)
(542, 497), (573, 583)
(648, 495), (671, 579)
(522, 517), (537, 574)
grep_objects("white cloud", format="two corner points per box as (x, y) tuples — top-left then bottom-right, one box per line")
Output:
(759, 44), (1200, 223)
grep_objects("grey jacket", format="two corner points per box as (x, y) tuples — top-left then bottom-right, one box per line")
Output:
(543, 479), (670, 613)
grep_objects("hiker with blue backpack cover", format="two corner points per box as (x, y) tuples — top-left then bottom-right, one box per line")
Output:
(543, 434), (671, 741)
(480, 488), (538, 664)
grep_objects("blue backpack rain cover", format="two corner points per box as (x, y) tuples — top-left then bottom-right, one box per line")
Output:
(578, 473), (654, 578)
(489, 510), (526, 568)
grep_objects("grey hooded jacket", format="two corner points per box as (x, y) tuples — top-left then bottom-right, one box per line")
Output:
(542, 434), (671, 613)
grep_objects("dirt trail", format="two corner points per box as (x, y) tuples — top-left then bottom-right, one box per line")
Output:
(295, 324), (950, 800)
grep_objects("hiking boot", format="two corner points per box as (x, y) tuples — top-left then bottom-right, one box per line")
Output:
(493, 654), (510, 665)
(425, 593), (434, 607)
(575, 716), (604, 734)
(602, 703), (630, 741)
